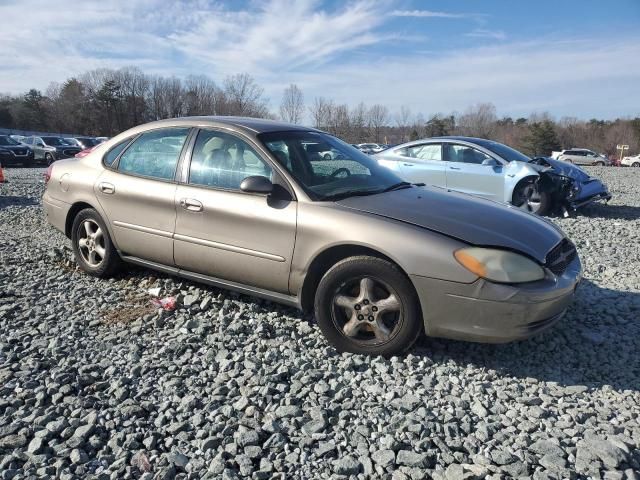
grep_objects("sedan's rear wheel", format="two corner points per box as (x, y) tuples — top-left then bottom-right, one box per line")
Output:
(512, 179), (550, 215)
(323, 153), (332, 160)
(633, 162), (640, 168)
(594, 161), (605, 166)
(45, 153), (55, 166)
(72, 208), (122, 277)
(314, 256), (422, 356)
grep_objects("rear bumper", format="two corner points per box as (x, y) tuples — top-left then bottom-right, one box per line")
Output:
(410, 256), (582, 343)
(43, 191), (71, 235)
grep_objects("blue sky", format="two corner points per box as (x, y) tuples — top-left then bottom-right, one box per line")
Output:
(1, 0), (639, 120)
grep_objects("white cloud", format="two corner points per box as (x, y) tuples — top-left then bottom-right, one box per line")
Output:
(390, 9), (481, 19)
(465, 29), (506, 41)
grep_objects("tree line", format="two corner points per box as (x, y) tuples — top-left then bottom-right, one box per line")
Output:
(1, 66), (639, 157)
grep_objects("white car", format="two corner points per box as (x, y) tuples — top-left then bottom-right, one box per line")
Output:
(557, 148), (610, 166)
(621, 154), (640, 167)
(357, 143), (385, 154)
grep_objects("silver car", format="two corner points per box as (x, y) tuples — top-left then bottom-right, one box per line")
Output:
(43, 118), (581, 356)
(557, 149), (610, 166)
(375, 136), (559, 214)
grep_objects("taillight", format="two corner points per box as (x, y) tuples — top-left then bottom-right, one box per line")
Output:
(44, 164), (54, 185)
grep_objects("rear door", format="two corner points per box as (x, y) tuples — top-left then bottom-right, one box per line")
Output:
(173, 128), (297, 293)
(95, 127), (191, 265)
(443, 143), (505, 200)
(396, 143), (446, 187)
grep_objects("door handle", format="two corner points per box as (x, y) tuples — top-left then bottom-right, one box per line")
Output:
(449, 166), (461, 170)
(99, 182), (115, 194)
(179, 198), (203, 212)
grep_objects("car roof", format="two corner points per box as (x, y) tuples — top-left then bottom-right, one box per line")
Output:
(140, 116), (318, 135)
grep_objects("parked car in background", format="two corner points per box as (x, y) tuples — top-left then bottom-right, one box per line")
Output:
(357, 143), (385, 154)
(375, 136), (610, 215)
(43, 117), (582, 356)
(23, 136), (82, 165)
(621, 154), (640, 167)
(318, 147), (347, 160)
(556, 148), (610, 166)
(0, 135), (35, 166)
(70, 137), (103, 150)
(9, 135), (27, 145)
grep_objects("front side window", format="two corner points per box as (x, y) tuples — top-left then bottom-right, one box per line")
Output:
(0, 136), (20, 146)
(189, 130), (272, 190)
(404, 143), (442, 161)
(444, 144), (493, 165)
(259, 131), (403, 200)
(117, 128), (189, 180)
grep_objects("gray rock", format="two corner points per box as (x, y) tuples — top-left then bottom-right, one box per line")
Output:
(372, 449), (395, 467)
(333, 455), (361, 475)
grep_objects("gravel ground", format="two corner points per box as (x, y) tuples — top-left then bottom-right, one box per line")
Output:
(1, 166), (639, 480)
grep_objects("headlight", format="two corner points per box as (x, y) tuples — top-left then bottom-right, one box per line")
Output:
(454, 247), (545, 283)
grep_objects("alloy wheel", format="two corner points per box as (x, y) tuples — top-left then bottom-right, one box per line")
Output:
(77, 219), (106, 267)
(514, 182), (542, 213)
(331, 276), (403, 345)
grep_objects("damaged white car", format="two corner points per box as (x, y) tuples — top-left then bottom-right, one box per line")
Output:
(375, 136), (611, 216)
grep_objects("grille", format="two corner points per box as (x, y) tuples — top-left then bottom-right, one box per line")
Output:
(545, 239), (577, 275)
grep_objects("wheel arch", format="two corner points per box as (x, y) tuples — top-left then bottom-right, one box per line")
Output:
(298, 243), (415, 314)
(64, 201), (99, 238)
(510, 174), (540, 203)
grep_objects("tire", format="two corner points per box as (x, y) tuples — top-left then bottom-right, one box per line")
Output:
(633, 162), (640, 168)
(71, 208), (122, 278)
(45, 153), (55, 166)
(512, 178), (551, 215)
(314, 256), (422, 356)
(323, 153), (332, 160)
(594, 161), (604, 166)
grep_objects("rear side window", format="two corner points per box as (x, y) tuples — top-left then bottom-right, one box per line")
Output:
(117, 128), (190, 180)
(103, 139), (131, 166)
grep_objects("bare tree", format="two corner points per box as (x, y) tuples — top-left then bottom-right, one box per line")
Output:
(309, 97), (332, 130)
(457, 102), (497, 138)
(279, 84), (304, 124)
(222, 73), (269, 117)
(367, 104), (389, 143)
(395, 105), (412, 142)
(183, 75), (220, 116)
(349, 102), (369, 142)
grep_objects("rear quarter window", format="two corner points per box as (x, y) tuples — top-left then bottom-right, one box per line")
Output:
(103, 139), (132, 166)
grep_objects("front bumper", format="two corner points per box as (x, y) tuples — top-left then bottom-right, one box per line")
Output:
(410, 256), (582, 343)
(568, 179), (611, 209)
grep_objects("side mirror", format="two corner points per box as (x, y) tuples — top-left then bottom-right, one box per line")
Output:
(482, 158), (500, 166)
(240, 175), (273, 194)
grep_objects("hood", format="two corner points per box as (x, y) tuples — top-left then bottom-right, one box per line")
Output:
(336, 186), (564, 263)
(531, 157), (590, 182)
(0, 145), (30, 153)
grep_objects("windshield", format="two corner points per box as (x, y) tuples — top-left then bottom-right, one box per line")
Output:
(42, 137), (74, 146)
(0, 136), (20, 146)
(474, 139), (531, 163)
(258, 131), (404, 200)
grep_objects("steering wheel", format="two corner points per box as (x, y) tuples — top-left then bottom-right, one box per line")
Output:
(330, 167), (351, 178)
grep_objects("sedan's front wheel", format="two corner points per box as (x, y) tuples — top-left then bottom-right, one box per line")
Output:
(314, 256), (422, 356)
(71, 208), (122, 277)
(512, 179), (550, 215)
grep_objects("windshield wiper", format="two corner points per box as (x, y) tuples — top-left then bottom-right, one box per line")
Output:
(321, 189), (386, 201)
(381, 181), (425, 192)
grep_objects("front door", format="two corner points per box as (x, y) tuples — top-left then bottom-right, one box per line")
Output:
(443, 143), (505, 200)
(173, 128), (297, 294)
(95, 127), (191, 265)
